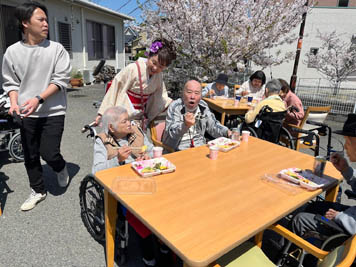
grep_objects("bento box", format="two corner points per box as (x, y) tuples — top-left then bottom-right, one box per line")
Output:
(131, 157), (176, 177)
(207, 137), (240, 152)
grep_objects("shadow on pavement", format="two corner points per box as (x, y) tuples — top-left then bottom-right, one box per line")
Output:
(43, 162), (80, 196)
(0, 171), (14, 214)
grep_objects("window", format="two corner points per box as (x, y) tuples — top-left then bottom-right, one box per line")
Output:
(310, 47), (319, 55)
(338, 0), (349, 7)
(58, 22), (72, 58)
(1, 5), (22, 52)
(308, 47), (319, 68)
(86, 20), (115, 60)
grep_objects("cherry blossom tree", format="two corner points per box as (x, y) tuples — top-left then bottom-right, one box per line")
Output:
(137, 0), (314, 84)
(306, 30), (356, 95)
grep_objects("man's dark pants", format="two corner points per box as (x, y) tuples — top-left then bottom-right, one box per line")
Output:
(292, 201), (350, 237)
(20, 115), (66, 194)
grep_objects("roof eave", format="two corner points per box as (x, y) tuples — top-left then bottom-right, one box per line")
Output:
(68, 0), (135, 21)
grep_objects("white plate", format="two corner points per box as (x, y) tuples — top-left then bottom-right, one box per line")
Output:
(278, 168), (304, 184)
(131, 157), (176, 177)
(299, 179), (323, 191)
(278, 168), (324, 190)
(207, 137), (240, 152)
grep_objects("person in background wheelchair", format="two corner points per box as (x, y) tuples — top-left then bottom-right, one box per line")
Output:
(292, 113), (356, 239)
(278, 79), (304, 126)
(244, 79), (286, 124)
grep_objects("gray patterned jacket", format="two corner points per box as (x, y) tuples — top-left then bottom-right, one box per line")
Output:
(335, 167), (356, 235)
(162, 98), (229, 151)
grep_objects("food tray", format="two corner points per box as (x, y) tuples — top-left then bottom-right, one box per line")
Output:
(131, 157), (176, 177)
(278, 168), (323, 191)
(207, 137), (240, 152)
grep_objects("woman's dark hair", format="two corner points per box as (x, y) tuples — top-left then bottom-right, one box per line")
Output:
(15, 1), (48, 33)
(148, 39), (176, 67)
(249, 70), (266, 85)
(278, 79), (290, 94)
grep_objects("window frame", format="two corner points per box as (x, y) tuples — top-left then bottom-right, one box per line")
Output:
(58, 21), (73, 58)
(338, 0), (349, 7)
(86, 20), (116, 61)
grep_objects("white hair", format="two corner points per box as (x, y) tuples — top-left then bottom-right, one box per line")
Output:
(101, 106), (128, 134)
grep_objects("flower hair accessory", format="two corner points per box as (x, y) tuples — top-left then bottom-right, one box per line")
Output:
(149, 41), (163, 53)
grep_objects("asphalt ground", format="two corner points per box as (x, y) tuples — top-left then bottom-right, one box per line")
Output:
(0, 84), (354, 267)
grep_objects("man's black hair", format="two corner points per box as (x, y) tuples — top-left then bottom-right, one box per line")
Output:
(15, 1), (48, 33)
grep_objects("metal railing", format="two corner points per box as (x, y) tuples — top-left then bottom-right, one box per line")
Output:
(295, 82), (356, 115)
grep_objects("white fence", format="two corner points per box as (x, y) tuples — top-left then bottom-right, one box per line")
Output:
(295, 84), (356, 115)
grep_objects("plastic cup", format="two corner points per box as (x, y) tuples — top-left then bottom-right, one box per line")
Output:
(313, 156), (327, 177)
(234, 99), (239, 107)
(242, 130), (250, 142)
(247, 96), (253, 103)
(236, 95), (242, 101)
(209, 146), (219, 160)
(231, 128), (240, 141)
(153, 147), (163, 158)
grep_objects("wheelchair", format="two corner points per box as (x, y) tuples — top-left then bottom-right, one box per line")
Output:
(276, 214), (351, 267)
(0, 92), (24, 161)
(79, 124), (129, 265)
(237, 105), (295, 150)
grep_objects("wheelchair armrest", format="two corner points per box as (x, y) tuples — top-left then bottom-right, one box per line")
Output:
(345, 189), (356, 200)
(269, 224), (329, 259)
(314, 214), (346, 234)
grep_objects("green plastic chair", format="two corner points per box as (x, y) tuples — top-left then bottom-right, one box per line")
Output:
(214, 224), (356, 267)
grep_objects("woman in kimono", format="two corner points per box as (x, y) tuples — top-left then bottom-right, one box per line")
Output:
(95, 39), (176, 128)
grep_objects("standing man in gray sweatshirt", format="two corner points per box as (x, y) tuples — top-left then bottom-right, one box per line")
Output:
(2, 1), (71, 211)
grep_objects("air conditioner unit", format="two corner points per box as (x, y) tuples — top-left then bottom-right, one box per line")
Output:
(83, 69), (92, 84)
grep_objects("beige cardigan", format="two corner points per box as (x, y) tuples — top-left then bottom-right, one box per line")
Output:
(98, 58), (172, 122)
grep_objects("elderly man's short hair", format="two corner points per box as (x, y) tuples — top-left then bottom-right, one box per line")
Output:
(102, 106), (127, 134)
(265, 79), (282, 95)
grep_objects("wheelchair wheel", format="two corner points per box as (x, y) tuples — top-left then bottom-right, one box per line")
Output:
(279, 127), (295, 150)
(79, 175), (129, 264)
(321, 233), (349, 251)
(8, 132), (24, 162)
(79, 174), (105, 242)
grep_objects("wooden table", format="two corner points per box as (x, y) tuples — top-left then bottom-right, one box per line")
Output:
(203, 97), (252, 125)
(94, 137), (341, 267)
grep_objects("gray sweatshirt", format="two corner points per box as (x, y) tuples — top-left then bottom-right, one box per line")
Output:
(2, 39), (71, 117)
(335, 167), (356, 235)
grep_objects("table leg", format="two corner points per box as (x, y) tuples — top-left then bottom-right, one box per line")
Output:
(221, 112), (226, 125)
(255, 231), (264, 248)
(104, 190), (117, 267)
(325, 184), (340, 202)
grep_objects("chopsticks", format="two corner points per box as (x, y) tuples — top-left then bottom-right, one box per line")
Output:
(113, 146), (147, 151)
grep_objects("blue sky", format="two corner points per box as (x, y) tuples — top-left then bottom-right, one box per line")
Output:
(92, 0), (147, 23)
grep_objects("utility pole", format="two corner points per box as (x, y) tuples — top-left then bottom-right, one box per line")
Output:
(290, 0), (309, 93)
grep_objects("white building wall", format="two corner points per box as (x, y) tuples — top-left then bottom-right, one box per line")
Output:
(269, 7), (356, 88)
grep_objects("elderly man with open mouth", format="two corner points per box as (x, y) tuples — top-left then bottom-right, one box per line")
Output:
(163, 80), (231, 151)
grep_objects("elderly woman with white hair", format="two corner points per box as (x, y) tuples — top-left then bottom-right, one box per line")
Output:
(92, 106), (172, 267)
(92, 106), (153, 174)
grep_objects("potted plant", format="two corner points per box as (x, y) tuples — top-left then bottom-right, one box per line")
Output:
(70, 69), (83, 87)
